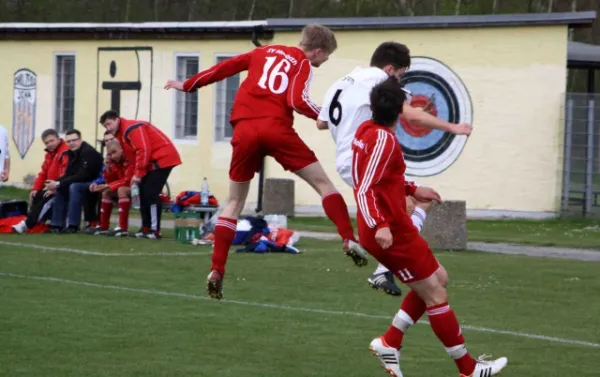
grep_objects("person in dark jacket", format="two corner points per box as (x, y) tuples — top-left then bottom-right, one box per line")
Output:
(45, 129), (103, 232)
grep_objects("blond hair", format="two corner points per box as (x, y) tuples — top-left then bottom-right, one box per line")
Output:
(299, 24), (337, 53)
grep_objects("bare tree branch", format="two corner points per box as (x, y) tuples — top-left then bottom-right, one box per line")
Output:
(125, 0), (131, 21)
(248, 0), (256, 20)
(455, 0), (462, 15)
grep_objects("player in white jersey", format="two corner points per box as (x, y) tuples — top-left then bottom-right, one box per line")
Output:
(317, 42), (472, 296)
(0, 125), (10, 184)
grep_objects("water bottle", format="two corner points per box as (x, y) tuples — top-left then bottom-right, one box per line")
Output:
(131, 183), (141, 209)
(200, 177), (210, 206)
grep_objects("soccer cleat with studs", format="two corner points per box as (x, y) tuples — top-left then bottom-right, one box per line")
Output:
(460, 355), (508, 377)
(107, 227), (129, 237)
(343, 239), (369, 267)
(206, 270), (223, 300)
(368, 271), (403, 296)
(369, 337), (403, 377)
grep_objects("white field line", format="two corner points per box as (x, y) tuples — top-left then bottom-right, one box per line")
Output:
(0, 241), (211, 256)
(0, 240), (426, 258)
(1, 272), (599, 349)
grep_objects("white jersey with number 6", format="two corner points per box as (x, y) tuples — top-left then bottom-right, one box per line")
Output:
(319, 66), (413, 186)
(318, 67), (389, 185)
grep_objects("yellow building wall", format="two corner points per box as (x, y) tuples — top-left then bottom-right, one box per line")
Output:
(0, 25), (568, 215)
(0, 38), (257, 205)
(267, 26), (568, 214)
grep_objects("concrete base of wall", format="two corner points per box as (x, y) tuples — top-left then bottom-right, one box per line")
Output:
(241, 202), (558, 220)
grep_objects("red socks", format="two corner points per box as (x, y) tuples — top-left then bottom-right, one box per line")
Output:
(118, 198), (131, 231)
(321, 192), (356, 241)
(100, 199), (113, 230)
(383, 290), (427, 349)
(427, 303), (476, 376)
(211, 217), (238, 275)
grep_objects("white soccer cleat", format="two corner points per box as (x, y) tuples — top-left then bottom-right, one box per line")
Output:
(11, 220), (26, 234)
(461, 355), (508, 377)
(369, 337), (403, 377)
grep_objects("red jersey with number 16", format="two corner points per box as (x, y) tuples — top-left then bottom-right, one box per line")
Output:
(183, 45), (321, 126)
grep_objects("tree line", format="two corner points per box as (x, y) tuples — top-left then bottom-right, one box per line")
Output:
(1, 0), (598, 91)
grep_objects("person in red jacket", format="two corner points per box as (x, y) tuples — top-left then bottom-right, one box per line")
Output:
(99, 110), (181, 239)
(12, 129), (69, 233)
(353, 77), (507, 377)
(164, 24), (368, 300)
(90, 140), (134, 237)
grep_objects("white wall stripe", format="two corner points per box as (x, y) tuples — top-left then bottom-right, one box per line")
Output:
(1, 272), (598, 349)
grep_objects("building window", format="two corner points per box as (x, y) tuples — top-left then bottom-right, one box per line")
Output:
(215, 55), (240, 141)
(54, 55), (75, 133)
(174, 55), (199, 139)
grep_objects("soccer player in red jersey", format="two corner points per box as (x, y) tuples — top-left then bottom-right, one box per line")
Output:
(100, 110), (182, 239)
(352, 77), (507, 377)
(164, 24), (369, 300)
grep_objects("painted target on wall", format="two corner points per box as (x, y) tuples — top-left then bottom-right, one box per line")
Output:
(397, 57), (473, 177)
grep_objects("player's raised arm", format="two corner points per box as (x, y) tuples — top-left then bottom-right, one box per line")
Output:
(165, 51), (253, 92)
(356, 130), (395, 230)
(401, 103), (472, 135)
(288, 59), (321, 120)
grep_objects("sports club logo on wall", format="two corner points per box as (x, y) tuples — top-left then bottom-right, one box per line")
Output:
(12, 68), (37, 159)
(398, 57), (472, 177)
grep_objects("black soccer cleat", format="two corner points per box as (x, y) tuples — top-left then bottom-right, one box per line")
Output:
(368, 271), (402, 296)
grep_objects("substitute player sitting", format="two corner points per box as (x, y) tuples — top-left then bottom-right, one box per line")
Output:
(164, 24), (368, 300)
(318, 41), (472, 296)
(89, 140), (133, 237)
(353, 77), (507, 377)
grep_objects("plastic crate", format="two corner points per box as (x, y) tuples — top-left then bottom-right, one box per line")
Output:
(173, 212), (202, 244)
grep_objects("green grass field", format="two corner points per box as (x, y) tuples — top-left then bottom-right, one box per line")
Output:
(1, 234), (599, 377)
(286, 216), (600, 249)
(3, 185), (599, 248)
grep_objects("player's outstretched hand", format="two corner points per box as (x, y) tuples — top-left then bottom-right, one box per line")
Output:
(164, 80), (184, 91)
(451, 123), (473, 136)
(413, 186), (442, 204)
(375, 227), (393, 250)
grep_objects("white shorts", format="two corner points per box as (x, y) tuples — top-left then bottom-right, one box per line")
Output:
(337, 165), (353, 188)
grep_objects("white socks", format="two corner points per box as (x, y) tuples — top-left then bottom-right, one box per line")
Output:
(411, 207), (427, 232)
(392, 309), (415, 332)
(445, 344), (468, 360)
(374, 263), (389, 274)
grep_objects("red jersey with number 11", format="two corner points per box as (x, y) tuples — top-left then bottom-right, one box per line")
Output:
(183, 45), (321, 125)
(352, 120), (419, 238)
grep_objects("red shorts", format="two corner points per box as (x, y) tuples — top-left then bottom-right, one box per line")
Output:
(229, 118), (318, 182)
(363, 233), (440, 284)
